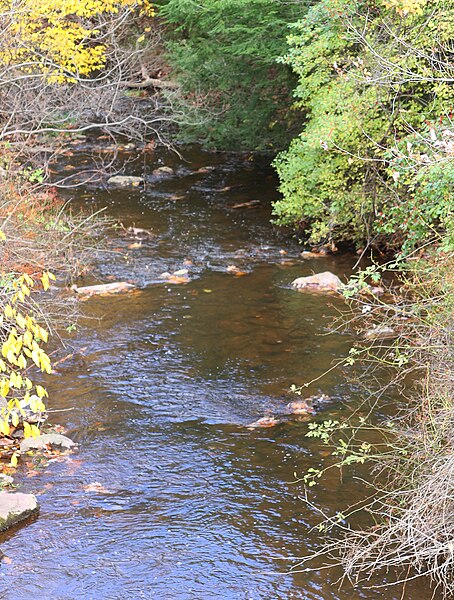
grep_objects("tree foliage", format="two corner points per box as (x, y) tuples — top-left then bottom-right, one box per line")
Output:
(273, 0), (454, 252)
(0, 0), (166, 148)
(0, 0), (153, 82)
(157, 0), (306, 150)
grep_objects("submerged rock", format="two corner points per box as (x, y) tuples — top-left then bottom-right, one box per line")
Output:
(107, 175), (144, 187)
(127, 226), (153, 237)
(0, 492), (39, 531)
(20, 433), (76, 452)
(286, 399), (316, 415)
(292, 271), (343, 292)
(231, 200), (260, 209)
(152, 166), (174, 177)
(226, 265), (248, 276)
(247, 416), (281, 429)
(159, 269), (190, 284)
(301, 251), (326, 259)
(72, 282), (135, 296)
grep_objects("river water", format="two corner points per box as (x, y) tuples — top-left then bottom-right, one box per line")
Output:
(0, 146), (434, 599)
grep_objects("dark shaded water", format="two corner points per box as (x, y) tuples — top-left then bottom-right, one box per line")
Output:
(0, 146), (434, 599)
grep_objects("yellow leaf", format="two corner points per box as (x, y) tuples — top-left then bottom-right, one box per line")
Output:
(23, 330), (33, 347)
(0, 380), (10, 397)
(31, 348), (40, 368)
(41, 272), (50, 291)
(16, 313), (26, 329)
(22, 274), (34, 287)
(11, 412), (19, 427)
(36, 400), (46, 412)
(23, 421), (32, 438)
(10, 453), (18, 468)
(0, 230), (6, 241)
(17, 354), (27, 369)
(6, 349), (16, 364)
(39, 327), (49, 343)
(36, 385), (48, 398)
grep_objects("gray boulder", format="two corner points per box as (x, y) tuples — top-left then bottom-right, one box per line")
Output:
(0, 492), (39, 531)
(292, 271), (343, 291)
(20, 433), (76, 452)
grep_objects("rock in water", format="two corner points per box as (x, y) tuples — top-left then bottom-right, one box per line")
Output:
(158, 270), (190, 284)
(0, 492), (39, 531)
(286, 399), (316, 415)
(72, 282), (135, 296)
(247, 416), (281, 429)
(292, 271), (343, 291)
(152, 166), (174, 177)
(364, 325), (396, 340)
(20, 433), (76, 452)
(107, 175), (144, 187)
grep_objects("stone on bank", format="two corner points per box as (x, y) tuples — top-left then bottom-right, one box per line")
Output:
(0, 492), (39, 531)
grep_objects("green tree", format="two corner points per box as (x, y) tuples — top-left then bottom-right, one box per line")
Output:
(273, 0), (454, 252)
(157, 0), (307, 150)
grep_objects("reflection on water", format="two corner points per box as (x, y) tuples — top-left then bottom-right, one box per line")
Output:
(0, 146), (435, 599)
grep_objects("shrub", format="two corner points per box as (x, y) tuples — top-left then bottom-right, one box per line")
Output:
(273, 0), (454, 253)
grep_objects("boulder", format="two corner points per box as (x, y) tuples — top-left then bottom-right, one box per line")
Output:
(292, 271), (343, 292)
(107, 175), (144, 187)
(72, 282), (135, 296)
(0, 492), (39, 531)
(20, 433), (76, 452)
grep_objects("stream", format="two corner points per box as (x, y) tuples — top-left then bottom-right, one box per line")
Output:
(0, 145), (435, 599)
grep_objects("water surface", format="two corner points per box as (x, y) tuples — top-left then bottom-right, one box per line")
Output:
(0, 146), (434, 599)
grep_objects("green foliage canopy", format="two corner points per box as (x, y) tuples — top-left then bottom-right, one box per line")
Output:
(157, 0), (307, 150)
(273, 0), (454, 253)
